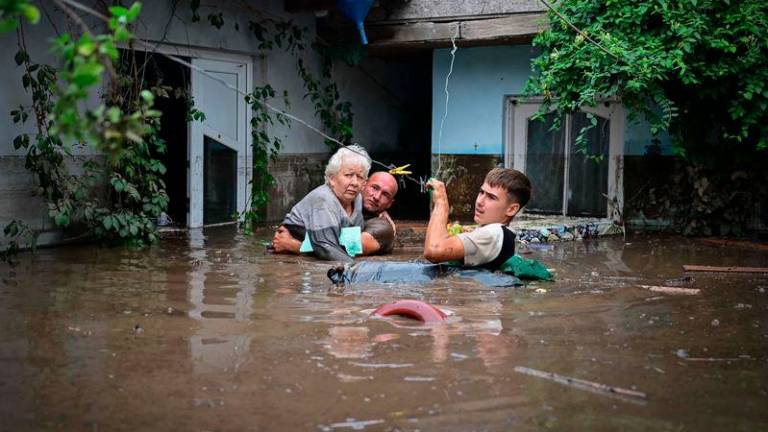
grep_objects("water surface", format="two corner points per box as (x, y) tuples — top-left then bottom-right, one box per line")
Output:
(1, 228), (766, 431)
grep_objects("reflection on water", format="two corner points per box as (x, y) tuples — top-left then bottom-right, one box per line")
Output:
(187, 230), (254, 374)
(1, 229), (767, 431)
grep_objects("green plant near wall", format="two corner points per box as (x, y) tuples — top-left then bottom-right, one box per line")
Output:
(241, 85), (290, 234)
(2, 2), (171, 261)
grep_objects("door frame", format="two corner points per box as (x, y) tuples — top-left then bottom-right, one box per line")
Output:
(504, 96), (624, 220)
(189, 57), (252, 227)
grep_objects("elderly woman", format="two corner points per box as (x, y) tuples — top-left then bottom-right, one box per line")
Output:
(273, 144), (371, 262)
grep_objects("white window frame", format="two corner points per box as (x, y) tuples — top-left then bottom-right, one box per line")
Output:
(504, 97), (624, 220)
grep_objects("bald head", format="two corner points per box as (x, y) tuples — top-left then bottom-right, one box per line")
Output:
(363, 172), (398, 215)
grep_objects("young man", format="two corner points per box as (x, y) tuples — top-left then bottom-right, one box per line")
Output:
(272, 171), (399, 256)
(424, 168), (531, 269)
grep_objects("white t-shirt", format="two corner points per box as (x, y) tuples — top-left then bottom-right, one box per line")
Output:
(456, 223), (506, 267)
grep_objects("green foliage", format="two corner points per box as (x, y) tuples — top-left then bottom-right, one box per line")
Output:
(297, 54), (354, 148)
(189, 0), (200, 22)
(0, 220), (35, 265)
(207, 12), (224, 30)
(3, 2), (170, 256)
(0, 0), (39, 33)
(528, 0), (768, 153)
(241, 85), (290, 234)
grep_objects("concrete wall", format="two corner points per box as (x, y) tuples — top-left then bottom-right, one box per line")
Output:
(432, 44), (537, 156)
(1, 0), (414, 239)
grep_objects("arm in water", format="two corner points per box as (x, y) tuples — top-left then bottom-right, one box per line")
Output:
(424, 179), (465, 263)
(273, 224), (385, 256)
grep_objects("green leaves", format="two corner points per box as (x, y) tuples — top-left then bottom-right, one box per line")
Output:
(0, 0), (39, 33)
(108, 2), (141, 42)
(529, 0), (768, 153)
(3, 1), (170, 250)
(71, 62), (104, 87)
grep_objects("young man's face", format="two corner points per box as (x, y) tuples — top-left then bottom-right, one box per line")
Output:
(473, 182), (520, 225)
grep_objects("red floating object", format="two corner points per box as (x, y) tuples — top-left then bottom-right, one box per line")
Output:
(372, 300), (447, 323)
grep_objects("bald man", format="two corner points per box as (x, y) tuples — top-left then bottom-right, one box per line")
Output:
(272, 171), (399, 256)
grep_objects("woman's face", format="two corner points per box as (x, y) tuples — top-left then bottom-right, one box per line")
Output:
(329, 161), (365, 206)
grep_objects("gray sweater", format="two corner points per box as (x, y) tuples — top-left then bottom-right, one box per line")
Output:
(282, 184), (364, 262)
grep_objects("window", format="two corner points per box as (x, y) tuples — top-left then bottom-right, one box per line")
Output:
(505, 99), (624, 219)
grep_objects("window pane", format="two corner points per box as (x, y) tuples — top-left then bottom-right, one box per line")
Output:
(203, 136), (237, 224)
(568, 113), (609, 216)
(525, 112), (566, 213)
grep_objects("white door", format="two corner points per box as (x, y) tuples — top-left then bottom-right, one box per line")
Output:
(189, 58), (251, 227)
(505, 99), (624, 219)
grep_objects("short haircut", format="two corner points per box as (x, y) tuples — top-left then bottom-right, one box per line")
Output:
(364, 218), (394, 254)
(325, 144), (372, 182)
(484, 168), (532, 207)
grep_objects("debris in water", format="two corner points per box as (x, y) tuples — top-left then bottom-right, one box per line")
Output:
(683, 265), (768, 274)
(685, 357), (741, 362)
(336, 374), (373, 383)
(711, 319), (720, 327)
(664, 276), (695, 286)
(350, 362), (413, 369)
(638, 285), (700, 295)
(320, 418), (385, 431)
(404, 376), (436, 382)
(514, 366), (647, 403)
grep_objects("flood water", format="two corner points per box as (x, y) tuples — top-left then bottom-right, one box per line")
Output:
(1, 228), (767, 431)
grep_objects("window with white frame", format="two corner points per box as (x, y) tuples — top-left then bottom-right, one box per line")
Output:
(504, 98), (624, 219)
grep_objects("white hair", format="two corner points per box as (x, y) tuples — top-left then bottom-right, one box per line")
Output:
(324, 144), (372, 182)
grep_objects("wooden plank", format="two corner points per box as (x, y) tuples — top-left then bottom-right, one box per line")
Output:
(460, 13), (548, 40)
(367, 0), (545, 22)
(365, 12), (547, 47)
(366, 21), (461, 45)
(683, 265), (768, 274)
(700, 238), (768, 251)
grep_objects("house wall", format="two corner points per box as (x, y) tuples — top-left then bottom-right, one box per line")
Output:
(431, 44), (673, 221)
(1, 0), (412, 246)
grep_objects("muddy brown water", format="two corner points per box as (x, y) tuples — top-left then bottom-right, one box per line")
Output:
(1, 228), (767, 431)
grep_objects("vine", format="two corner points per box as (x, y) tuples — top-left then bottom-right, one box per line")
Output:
(241, 85), (290, 234)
